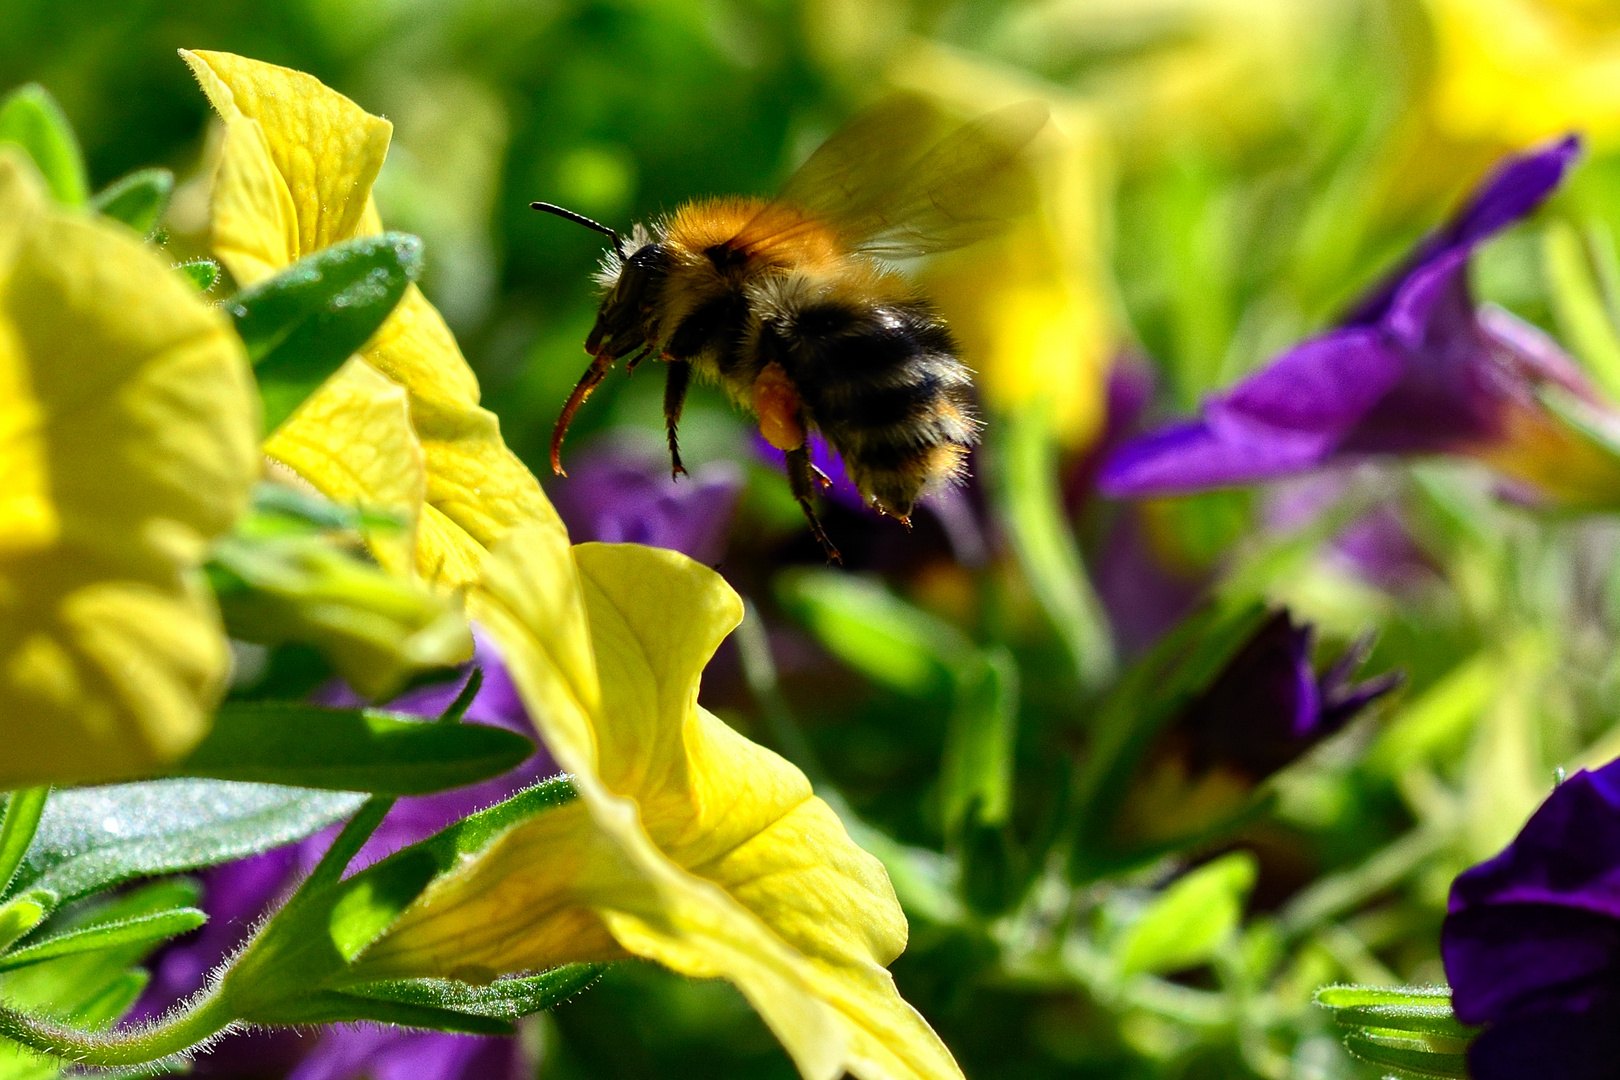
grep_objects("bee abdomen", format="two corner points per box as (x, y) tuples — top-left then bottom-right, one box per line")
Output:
(777, 299), (979, 517)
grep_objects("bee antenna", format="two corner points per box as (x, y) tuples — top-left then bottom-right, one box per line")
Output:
(531, 201), (627, 259)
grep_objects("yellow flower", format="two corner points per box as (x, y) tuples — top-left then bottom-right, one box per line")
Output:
(352, 529), (964, 1080)
(0, 150), (258, 787)
(1423, 0), (1620, 151)
(182, 50), (561, 588)
(895, 46), (1117, 450)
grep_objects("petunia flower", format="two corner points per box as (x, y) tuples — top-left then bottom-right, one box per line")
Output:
(1441, 756), (1620, 1080)
(182, 50), (562, 588)
(1090, 610), (1400, 863)
(0, 149), (258, 787)
(551, 445), (743, 566)
(136, 630), (555, 1079)
(1101, 136), (1620, 509)
(351, 527), (966, 1080)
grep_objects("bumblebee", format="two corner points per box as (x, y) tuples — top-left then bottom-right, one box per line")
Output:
(534, 96), (1048, 561)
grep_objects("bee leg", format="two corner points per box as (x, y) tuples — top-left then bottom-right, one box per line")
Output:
(663, 360), (691, 479)
(786, 446), (841, 564)
(625, 345), (652, 373)
(551, 352), (613, 476)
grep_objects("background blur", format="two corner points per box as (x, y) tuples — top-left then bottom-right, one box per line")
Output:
(8, 0), (1620, 1077)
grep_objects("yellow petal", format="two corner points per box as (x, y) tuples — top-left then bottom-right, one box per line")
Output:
(184, 50), (564, 585)
(263, 359), (425, 577)
(1423, 0), (1620, 149)
(0, 150), (258, 786)
(356, 533), (962, 1080)
(894, 53), (1115, 450)
(182, 50), (390, 283)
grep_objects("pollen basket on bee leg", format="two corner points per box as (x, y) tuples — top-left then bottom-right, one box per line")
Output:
(752, 362), (807, 451)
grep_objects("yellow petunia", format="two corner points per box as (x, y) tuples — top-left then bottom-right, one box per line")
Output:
(351, 529), (964, 1080)
(0, 149), (258, 787)
(895, 47), (1117, 450)
(182, 50), (562, 588)
(1423, 0), (1620, 151)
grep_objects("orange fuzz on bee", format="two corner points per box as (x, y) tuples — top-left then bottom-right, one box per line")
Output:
(533, 96), (1048, 562)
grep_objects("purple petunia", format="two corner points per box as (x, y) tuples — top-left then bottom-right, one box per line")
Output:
(138, 631), (557, 1080)
(1101, 136), (1620, 507)
(1172, 611), (1400, 782)
(551, 444), (743, 565)
(1105, 610), (1401, 856)
(1442, 758), (1620, 1080)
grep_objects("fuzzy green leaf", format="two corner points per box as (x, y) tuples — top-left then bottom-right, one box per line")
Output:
(177, 702), (534, 794)
(0, 85), (87, 205)
(1341, 1031), (1470, 1078)
(345, 965), (604, 1019)
(177, 259), (220, 292)
(226, 232), (423, 432)
(90, 168), (174, 235)
(0, 909), (206, 973)
(5, 780), (364, 906)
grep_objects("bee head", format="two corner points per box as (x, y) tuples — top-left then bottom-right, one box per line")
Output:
(532, 202), (668, 361)
(587, 231), (669, 360)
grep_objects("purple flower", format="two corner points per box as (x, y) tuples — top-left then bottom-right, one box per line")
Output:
(1442, 758), (1620, 1080)
(1262, 473), (1442, 593)
(551, 444), (743, 565)
(1105, 611), (1401, 854)
(752, 431), (869, 514)
(1102, 137), (1620, 507)
(287, 1025), (530, 1080)
(139, 630), (556, 1080)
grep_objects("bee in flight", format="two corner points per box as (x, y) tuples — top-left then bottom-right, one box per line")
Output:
(534, 96), (1048, 561)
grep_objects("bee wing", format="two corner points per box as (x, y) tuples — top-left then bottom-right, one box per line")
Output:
(732, 98), (1049, 261)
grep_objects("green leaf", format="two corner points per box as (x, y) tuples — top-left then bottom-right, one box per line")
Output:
(988, 405), (1115, 690)
(1331, 1004), (1476, 1040)
(89, 168), (174, 235)
(0, 895), (51, 954)
(0, 909), (206, 973)
(0, 85), (87, 205)
(346, 966), (604, 1019)
(1341, 1031), (1469, 1078)
(1069, 603), (1272, 879)
(226, 232), (423, 432)
(259, 989), (516, 1033)
(777, 569), (973, 695)
(1114, 852), (1257, 977)
(176, 259), (220, 293)
(1544, 219), (1620, 402)
(221, 777), (578, 1023)
(1315, 984), (1454, 1009)
(6, 780), (365, 906)
(941, 647), (1020, 835)
(176, 702), (533, 795)
(0, 791), (48, 897)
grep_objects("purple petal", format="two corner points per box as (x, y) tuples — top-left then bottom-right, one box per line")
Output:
(1101, 330), (1403, 496)
(1176, 612), (1323, 778)
(553, 446), (744, 564)
(288, 1028), (527, 1080)
(1444, 760), (1620, 1025)
(753, 431), (870, 513)
(1467, 997), (1620, 1080)
(1349, 136), (1583, 327)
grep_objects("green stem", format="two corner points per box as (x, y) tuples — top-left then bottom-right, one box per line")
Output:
(0, 986), (235, 1068)
(0, 789), (48, 897)
(989, 409), (1115, 692)
(735, 599), (828, 788)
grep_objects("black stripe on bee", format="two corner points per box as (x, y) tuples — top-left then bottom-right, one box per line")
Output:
(666, 291), (751, 366)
